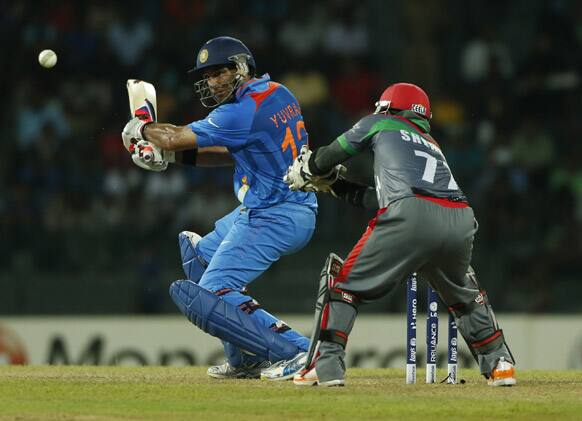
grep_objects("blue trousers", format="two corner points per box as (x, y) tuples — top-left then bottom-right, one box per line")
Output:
(196, 202), (315, 359)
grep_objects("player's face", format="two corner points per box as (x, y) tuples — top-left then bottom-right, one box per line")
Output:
(203, 66), (237, 102)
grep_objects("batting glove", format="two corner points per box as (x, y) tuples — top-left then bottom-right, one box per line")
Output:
(131, 141), (168, 172)
(122, 117), (150, 154)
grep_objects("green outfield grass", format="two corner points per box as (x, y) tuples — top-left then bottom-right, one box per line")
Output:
(0, 366), (581, 420)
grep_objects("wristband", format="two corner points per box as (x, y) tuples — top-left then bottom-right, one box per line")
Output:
(181, 149), (198, 166)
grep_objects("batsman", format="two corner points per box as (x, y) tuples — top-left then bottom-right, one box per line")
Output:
(121, 37), (324, 379)
(283, 83), (516, 387)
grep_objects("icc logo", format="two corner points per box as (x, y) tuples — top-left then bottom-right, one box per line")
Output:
(0, 324), (28, 365)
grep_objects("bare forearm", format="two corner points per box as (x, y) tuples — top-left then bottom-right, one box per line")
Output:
(143, 123), (198, 151)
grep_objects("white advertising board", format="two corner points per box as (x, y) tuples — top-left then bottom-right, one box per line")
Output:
(1, 315), (581, 370)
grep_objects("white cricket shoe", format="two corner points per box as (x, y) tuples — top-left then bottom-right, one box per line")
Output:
(293, 366), (345, 387)
(207, 360), (271, 379)
(260, 352), (307, 381)
(488, 357), (517, 387)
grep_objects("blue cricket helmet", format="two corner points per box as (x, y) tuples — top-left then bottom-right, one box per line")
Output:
(190, 36), (256, 108)
(190, 36), (256, 75)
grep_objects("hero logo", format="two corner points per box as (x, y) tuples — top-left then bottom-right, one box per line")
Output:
(475, 293), (485, 305)
(411, 104), (426, 115)
(0, 324), (28, 365)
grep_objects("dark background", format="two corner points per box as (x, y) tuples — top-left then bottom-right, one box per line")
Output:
(1, 0), (580, 315)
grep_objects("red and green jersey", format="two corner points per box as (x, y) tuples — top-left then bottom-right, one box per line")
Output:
(337, 112), (465, 208)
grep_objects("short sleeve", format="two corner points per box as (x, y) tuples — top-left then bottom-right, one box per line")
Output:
(188, 101), (254, 148)
(337, 115), (382, 155)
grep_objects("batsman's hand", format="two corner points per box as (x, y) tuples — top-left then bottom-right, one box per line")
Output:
(284, 145), (345, 195)
(131, 140), (168, 172)
(122, 117), (149, 154)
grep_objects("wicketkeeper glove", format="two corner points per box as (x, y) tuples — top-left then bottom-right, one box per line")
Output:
(284, 145), (345, 195)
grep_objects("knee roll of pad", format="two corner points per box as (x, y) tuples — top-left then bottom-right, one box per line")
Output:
(179, 231), (207, 282)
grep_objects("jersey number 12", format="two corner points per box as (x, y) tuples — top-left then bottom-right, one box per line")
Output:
(281, 121), (307, 160)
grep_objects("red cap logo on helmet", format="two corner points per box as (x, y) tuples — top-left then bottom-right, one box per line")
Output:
(375, 83), (431, 119)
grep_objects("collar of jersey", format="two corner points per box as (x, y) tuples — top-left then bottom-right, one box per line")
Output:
(236, 74), (272, 100)
(394, 110), (431, 133)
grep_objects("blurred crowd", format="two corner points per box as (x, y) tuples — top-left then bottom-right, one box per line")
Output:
(1, 0), (581, 313)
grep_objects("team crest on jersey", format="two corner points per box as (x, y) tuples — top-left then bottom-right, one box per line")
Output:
(411, 104), (426, 114)
(199, 49), (208, 63)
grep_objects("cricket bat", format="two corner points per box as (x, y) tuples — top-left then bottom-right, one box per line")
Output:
(126, 79), (158, 162)
(127, 79), (157, 122)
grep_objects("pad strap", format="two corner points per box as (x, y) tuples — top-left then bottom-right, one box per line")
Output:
(470, 330), (505, 354)
(214, 288), (233, 296)
(239, 299), (261, 315)
(320, 329), (348, 348)
(269, 321), (291, 334)
(448, 291), (486, 317)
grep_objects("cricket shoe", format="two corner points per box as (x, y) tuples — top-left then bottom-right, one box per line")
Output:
(293, 366), (345, 387)
(488, 357), (517, 387)
(207, 360), (272, 379)
(260, 352), (307, 381)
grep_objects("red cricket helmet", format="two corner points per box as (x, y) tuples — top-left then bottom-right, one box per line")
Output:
(374, 83), (432, 119)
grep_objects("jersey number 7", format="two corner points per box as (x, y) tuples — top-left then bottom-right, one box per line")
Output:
(414, 150), (459, 190)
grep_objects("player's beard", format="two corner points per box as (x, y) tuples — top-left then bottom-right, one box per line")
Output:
(196, 74), (238, 108)
(210, 83), (234, 103)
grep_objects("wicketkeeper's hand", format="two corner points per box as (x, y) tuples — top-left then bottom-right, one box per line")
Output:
(284, 145), (345, 195)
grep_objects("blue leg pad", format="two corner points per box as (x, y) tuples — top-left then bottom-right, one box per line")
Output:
(179, 231), (207, 283)
(169, 280), (300, 362)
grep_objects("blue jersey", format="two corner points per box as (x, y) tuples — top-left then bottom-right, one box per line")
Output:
(188, 74), (317, 210)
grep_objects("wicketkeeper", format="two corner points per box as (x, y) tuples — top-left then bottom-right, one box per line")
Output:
(283, 82), (516, 387)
